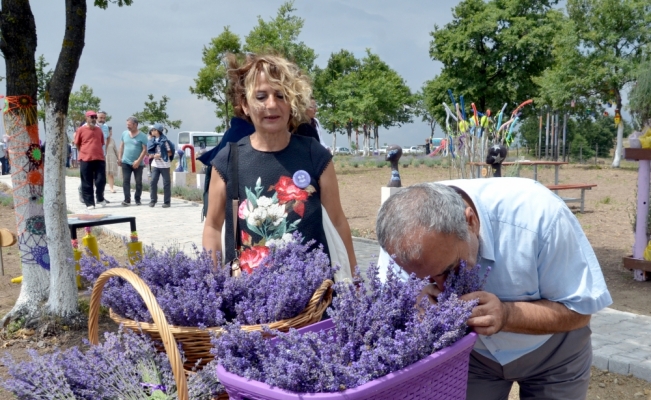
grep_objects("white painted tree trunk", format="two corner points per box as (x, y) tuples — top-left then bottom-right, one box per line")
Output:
(612, 122), (624, 168)
(332, 132), (337, 152)
(1, 110), (50, 324)
(43, 107), (77, 316)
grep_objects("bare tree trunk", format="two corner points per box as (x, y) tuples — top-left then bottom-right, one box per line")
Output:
(612, 121), (624, 168)
(0, 0), (51, 324)
(44, 0), (87, 317)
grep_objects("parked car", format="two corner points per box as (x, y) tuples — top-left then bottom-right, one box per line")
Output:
(356, 147), (377, 155)
(405, 146), (425, 155)
(334, 147), (352, 155)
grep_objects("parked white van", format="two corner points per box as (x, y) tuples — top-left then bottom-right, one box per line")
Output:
(177, 131), (224, 152)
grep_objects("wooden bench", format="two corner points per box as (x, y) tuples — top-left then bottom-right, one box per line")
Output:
(545, 183), (597, 213)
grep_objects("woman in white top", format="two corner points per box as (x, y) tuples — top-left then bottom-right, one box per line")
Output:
(105, 126), (120, 192)
(147, 123), (172, 208)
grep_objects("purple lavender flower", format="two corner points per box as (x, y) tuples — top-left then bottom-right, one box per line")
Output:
(213, 261), (482, 393)
(2, 328), (224, 398)
(79, 233), (335, 327)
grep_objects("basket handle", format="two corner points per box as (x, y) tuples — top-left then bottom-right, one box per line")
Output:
(88, 267), (189, 400)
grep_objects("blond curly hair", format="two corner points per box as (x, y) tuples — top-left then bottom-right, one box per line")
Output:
(227, 53), (312, 132)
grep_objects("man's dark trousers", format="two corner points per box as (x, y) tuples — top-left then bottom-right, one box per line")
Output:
(150, 167), (171, 205)
(122, 163), (144, 203)
(79, 160), (106, 206)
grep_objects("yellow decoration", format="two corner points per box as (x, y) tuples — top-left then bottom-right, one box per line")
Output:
(458, 120), (469, 133)
(11, 276), (22, 284)
(82, 233), (100, 260)
(127, 241), (143, 265)
(73, 248), (83, 289)
(639, 127), (651, 149)
(644, 241), (651, 261)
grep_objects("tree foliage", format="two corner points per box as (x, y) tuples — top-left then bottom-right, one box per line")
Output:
(629, 61), (651, 126)
(192, 1), (315, 131)
(535, 0), (651, 166)
(428, 0), (563, 114)
(36, 55), (53, 134)
(244, 0), (317, 72)
(68, 84), (102, 135)
(133, 94), (182, 133)
(190, 27), (241, 132)
(313, 50), (412, 152)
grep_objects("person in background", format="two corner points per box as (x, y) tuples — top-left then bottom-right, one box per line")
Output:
(97, 111), (109, 153)
(306, 98), (329, 149)
(0, 138), (7, 175)
(1, 134), (9, 175)
(118, 116), (147, 206)
(425, 137), (431, 155)
(147, 123), (172, 208)
(74, 110), (107, 210)
(105, 126), (119, 193)
(66, 142), (71, 169)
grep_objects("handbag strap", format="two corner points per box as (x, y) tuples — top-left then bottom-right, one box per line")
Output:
(229, 143), (242, 253)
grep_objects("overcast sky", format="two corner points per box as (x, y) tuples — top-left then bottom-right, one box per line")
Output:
(10, 0), (463, 147)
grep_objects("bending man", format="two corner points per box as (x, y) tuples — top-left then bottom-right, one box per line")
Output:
(376, 178), (612, 400)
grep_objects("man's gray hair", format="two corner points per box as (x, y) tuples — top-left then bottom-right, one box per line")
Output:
(376, 183), (469, 264)
(126, 116), (138, 125)
(98, 110), (107, 115)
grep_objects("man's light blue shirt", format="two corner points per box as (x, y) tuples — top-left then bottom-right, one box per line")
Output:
(99, 123), (109, 152)
(121, 130), (148, 166)
(378, 177), (612, 365)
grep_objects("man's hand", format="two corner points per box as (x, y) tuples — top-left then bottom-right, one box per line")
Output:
(461, 291), (509, 336)
(117, 160), (122, 167)
(134, 158), (143, 167)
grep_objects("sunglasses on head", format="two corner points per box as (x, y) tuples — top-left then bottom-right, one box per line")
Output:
(89, 116), (97, 119)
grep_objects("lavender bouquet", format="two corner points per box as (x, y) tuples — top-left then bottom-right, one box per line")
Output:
(213, 261), (488, 393)
(79, 233), (335, 327)
(2, 328), (224, 400)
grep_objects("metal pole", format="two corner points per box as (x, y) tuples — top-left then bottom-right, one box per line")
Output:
(555, 113), (561, 161)
(538, 112), (543, 159)
(545, 112), (550, 159)
(562, 112), (567, 161)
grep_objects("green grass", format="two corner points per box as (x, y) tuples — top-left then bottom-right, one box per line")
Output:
(599, 196), (612, 205)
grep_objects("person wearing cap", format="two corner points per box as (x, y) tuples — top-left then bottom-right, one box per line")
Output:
(147, 123), (172, 208)
(118, 116), (148, 206)
(74, 111), (107, 209)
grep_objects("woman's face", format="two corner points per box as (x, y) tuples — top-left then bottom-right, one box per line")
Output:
(150, 129), (159, 138)
(242, 71), (291, 135)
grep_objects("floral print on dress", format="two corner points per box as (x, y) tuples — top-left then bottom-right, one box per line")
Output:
(238, 176), (316, 273)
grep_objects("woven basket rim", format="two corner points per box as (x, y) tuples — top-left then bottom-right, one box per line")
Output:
(108, 278), (334, 334)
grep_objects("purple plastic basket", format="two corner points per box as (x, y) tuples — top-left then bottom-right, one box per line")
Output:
(217, 319), (478, 400)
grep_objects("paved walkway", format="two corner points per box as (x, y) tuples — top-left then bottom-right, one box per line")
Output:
(2, 174), (651, 381)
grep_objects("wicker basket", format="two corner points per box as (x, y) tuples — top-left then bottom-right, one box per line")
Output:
(216, 319), (478, 400)
(88, 267), (230, 400)
(100, 267), (334, 370)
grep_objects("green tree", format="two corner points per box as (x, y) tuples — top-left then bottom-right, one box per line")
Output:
(536, 0), (651, 167)
(133, 94), (182, 134)
(628, 61), (651, 127)
(347, 50), (413, 153)
(244, 0), (317, 72)
(190, 26), (241, 131)
(313, 49), (361, 149)
(315, 50), (412, 153)
(35, 55), (53, 135)
(414, 90), (439, 140)
(428, 0), (563, 113)
(68, 84), (102, 136)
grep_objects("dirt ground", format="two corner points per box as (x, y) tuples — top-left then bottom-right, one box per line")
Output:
(2, 158), (651, 399)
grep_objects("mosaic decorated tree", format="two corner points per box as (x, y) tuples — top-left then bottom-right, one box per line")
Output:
(0, 0), (133, 325)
